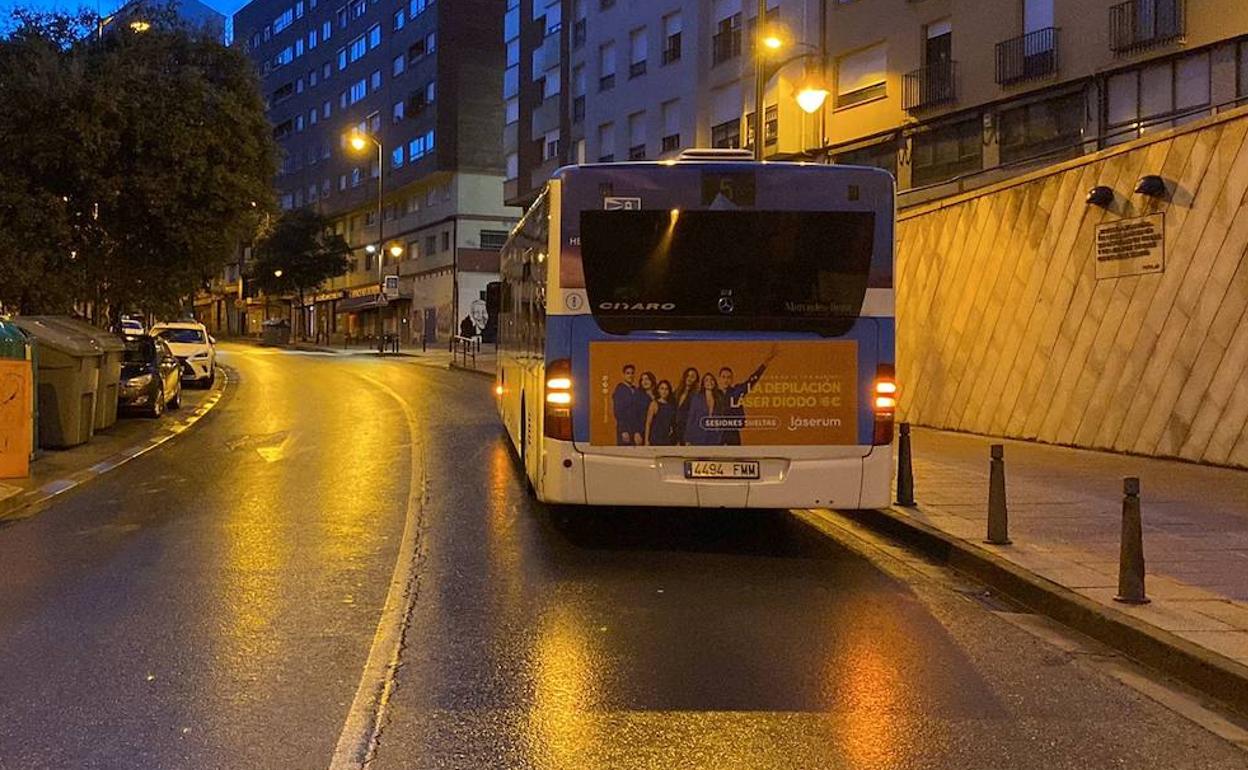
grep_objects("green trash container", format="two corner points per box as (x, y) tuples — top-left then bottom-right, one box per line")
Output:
(11, 317), (102, 449)
(45, 317), (125, 431)
(0, 320), (36, 459)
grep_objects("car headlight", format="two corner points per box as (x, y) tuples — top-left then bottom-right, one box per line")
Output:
(125, 373), (153, 387)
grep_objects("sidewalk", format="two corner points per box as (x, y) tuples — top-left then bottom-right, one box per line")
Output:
(0, 381), (224, 522)
(238, 338), (497, 377)
(898, 427), (1248, 670)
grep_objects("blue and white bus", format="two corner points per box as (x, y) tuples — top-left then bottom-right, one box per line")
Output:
(496, 151), (896, 509)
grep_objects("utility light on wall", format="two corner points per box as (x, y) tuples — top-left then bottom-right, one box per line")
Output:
(1086, 186), (1114, 208)
(1135, 175), (1168, 198)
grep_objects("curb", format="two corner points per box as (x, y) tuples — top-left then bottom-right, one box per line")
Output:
(823, 505), (1248, 719)
(449, 362), (494, 379)
(0, 370), (230, 524)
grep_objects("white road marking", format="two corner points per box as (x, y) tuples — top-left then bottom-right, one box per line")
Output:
(327, 373), (426, 770)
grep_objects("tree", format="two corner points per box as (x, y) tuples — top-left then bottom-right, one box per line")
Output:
(250, 209), (352, 339)
(0, 6), (278, 321)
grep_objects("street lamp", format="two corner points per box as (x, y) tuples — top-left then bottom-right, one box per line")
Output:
(273, 269), (283, 278)
(347, 128), (389, 353)
(752, 6), (827, 160)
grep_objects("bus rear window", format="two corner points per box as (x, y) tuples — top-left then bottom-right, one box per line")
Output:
(580, 210), (875, 335)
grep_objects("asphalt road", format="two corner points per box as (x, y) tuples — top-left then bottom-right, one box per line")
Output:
(0, 343), (1245, 769)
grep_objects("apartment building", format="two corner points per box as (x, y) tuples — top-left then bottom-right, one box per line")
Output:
(507, 0), (1248, 207)
(233, 0), (518, 344)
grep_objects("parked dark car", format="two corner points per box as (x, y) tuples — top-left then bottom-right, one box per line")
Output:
(119, 335), (182, 417)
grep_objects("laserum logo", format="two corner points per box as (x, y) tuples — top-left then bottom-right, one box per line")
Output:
(598, 302), (677, 312)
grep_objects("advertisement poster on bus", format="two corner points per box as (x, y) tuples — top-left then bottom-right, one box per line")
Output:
(588, 340), (859, 447)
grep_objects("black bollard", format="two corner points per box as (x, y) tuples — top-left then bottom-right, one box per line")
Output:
(984, 444), (1012, 545)
(1114, 477), (1150, 605)
(896, 423), (916, 507)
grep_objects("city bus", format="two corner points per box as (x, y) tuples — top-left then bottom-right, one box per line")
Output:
(496, 150), (896, 509)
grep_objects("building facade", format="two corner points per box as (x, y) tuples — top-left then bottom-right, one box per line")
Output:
(507, 0), (1248, 207)
(234, 0), (518, 344)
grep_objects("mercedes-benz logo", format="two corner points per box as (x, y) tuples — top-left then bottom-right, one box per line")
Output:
(718, 296), (735, 314)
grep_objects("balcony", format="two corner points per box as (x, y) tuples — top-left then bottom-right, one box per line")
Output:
(1110, 0), (1184, 54)
(903, 62), (957, 112)
(996, 27), (1059, 86)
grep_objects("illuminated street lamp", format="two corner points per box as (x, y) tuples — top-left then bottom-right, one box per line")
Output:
(346, 128), (391, 353)
(389, 244), (404, 259)
(128, 19), (151, 32)
(273, 269), (283, 278)
(752, 6), (827, 159)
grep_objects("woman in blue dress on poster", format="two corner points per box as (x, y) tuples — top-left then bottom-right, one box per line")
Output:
(683, 372), (723, 446)
(671, 367), (699, 445)
(645, 380), (677, 446)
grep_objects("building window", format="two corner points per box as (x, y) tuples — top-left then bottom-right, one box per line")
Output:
(1105, 51), (1211, 145)
(393, 8), (405, 30)
(661, 99), (680, 154)
(837, 43), (888, 108)
(744, 105), (778, 148)
(544, 129), (561, 161)
(393, 54), (405, 76)
(410, 0), (428, 18)
(911, 117), (983, 186)
(391, 146), (405, 168)
(598, 122), (614, 162)
(999, 90), (1085, 164)
(371, 70), (382, 90)
(836, 139), (898, 176)
(481, 230), (508, 250)
(712, 13), (741, 66)
(349, 78), (367, 103)
(598, 42), (616, 91)
(441, 231), (451, 252)
(711, 119), (740, 149)
(393, 100), (405, 122)
(629, 27), (647, 78)
(662, 12), (682, 64)
(349, 34), (366, 61)
(337, 47), (347, 70)
(322, 20), (332, 40)
(1240, 41), (1248, 99)
(368, 24), (381, 49)
(426, 235), (438, 255)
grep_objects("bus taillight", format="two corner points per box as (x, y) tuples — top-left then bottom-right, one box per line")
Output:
(873, 365), (897, 445)
(544, 359), (574, 440)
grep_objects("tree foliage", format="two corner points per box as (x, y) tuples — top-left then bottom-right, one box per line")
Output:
(251, 209), (352, 301)
(0, 6), (277, 321)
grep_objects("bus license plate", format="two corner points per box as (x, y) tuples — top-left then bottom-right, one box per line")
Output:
(685, 461), (760, 480)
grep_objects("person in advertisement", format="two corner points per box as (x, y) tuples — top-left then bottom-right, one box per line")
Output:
(683, 373), (723, 446)
(671, 367), (700, 445)
(644, 380), (677, 446)
(717, 345), (778, 446)
(611, 364), (641, 445)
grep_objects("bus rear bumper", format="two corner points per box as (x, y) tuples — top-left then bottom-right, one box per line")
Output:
(538, 441), (894, 509)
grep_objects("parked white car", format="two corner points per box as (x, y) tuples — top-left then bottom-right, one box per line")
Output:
(150, 321), (216, 387)
(120, 318), (145, 336)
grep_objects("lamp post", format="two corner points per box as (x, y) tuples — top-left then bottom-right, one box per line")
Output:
(348, 130), (386, 352)
(752, 11), (830, 160)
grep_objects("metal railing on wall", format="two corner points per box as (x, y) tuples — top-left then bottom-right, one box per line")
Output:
(996, 27), (1060, 86)
(1110, 0), (1185, 55)
(903, 61), (957, 112)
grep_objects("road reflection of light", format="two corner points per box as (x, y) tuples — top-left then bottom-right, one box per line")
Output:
(485, 440), (523, 613)
(213, 351), (293, 684)
(834, 620), (906, 769)
(528, 606), (598, 769)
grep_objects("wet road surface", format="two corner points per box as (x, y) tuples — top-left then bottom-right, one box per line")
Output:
(1, 343), (1245, 769)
